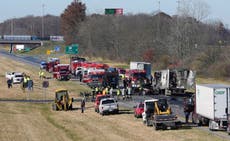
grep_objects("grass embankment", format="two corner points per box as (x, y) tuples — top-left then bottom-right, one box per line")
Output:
(0, 53), (229, 141)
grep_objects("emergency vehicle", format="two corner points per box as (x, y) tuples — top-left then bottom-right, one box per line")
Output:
(125, 69), (150, 88)
(46, 58), (60, 72)
(53, 64), (71, 80)
(83, 69), (105, 84)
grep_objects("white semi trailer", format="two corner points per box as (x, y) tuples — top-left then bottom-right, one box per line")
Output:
(130, 62), (152, 80)
(195, 84), (230, 131)
(153, 69), (195, 95)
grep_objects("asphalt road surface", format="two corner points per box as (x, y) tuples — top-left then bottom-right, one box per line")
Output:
(1, 50), (230, 140)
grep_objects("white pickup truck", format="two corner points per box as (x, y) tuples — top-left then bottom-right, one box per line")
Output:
(99, 98), (119, 115)
(5, 72), (23, 84)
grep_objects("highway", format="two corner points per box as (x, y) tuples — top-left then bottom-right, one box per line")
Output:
(0, 49), (230, 140)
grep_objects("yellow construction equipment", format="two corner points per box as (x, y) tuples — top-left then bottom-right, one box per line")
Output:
(52, 89), (73, 111)
(142, 98), (181, 130)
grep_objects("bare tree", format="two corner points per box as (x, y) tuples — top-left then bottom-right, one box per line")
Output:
(178, 0), (210, 21)
(61, 0), (86, 45)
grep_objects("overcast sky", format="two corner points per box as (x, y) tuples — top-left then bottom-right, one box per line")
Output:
(0, 0), (229, 26)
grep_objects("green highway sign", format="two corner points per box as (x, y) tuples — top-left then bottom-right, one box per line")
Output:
(105, 9), (116, 15)
(65, 44), (78, 54)
(105, 8), (123, 15)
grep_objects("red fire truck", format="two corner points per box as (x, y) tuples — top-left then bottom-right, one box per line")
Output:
(83, 71), (105, 88)
(83, 69), (105, 83)
(70, 56), (86, 75)
(53, 64), (71, 81)
(125, 69), (149, 88)
(46, 58), (60, 73)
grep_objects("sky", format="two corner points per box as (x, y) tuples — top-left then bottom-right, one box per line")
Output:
(0, 0), (229, 26)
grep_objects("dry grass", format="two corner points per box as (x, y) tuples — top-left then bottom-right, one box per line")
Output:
(0, 55), (228, 141)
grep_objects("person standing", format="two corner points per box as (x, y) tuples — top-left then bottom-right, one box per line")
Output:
(116, 89), (120, 100)
(81, 98), (86, 113)
(28, 79), (33, 91)
(79, 72), (83, 82)
(184, 97), (193, 123)
(109, 87), (113, 97)
(127, 86), (132, 99)
(7, 78), (13, 88)
(39, 69), (45, 79)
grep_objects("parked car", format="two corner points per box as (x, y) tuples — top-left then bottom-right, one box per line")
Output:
(134, 102), (144, 118)
(40, 61), (47, 69)
(94, 94), (110, 112)
(13, 73), (24, 84)
(5, 72), (23, 84)
(99, 98), (119, 115)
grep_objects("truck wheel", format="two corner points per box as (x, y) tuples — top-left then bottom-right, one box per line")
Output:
(52, 104), (57, 111)
(153, 124), (159, 130)
(145, 120), (150, 126)
(69, 104), (73, 110)
(208, 120), (215, 131)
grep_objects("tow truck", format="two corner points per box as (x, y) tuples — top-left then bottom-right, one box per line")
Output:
(142, 98), (181, 130)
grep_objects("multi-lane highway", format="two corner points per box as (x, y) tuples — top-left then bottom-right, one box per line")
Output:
(1, 49), (230, 140)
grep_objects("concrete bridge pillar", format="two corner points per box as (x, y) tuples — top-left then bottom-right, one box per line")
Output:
(9, 44), (13, 53)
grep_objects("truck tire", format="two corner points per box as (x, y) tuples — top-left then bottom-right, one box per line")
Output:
(145, 119), (150, 126)
(69, 104), (73, 110)
(209, 120), (217, 131)
(52, 104), (57, 111)
(153, 124), (159, 130)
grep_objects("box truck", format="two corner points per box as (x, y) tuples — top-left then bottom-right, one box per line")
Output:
(153, 69), (195, 95)
(130, 62), (151, 80)
(195, 84), (230, 131)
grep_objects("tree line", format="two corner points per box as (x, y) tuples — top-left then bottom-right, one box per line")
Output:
(1, 0), (230, 78)
(0, 15), (61, 37)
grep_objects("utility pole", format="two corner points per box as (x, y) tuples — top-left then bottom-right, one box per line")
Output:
(157, 1), (161, 41)
(42, 4), (45, 39)
(176, 0), (180, 58)
(158, 1), (161, 11)
(176, 0), (180, 15)
(11, 18), (14, 35)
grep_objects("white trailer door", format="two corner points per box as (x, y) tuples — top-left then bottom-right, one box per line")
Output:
(228, 88), (230, 116)
(187, 70), (196, 89)
(160, 70), (169, 89)
(214, 88), (227, 119)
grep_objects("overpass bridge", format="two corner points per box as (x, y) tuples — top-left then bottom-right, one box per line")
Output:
(0, 40), (43, 53)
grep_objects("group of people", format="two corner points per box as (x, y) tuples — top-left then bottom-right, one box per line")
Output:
(92, 86), (112, 97)
(91, 84), (133, 101)
(21, 74), (34, 92)
(6, 73), (33, 92)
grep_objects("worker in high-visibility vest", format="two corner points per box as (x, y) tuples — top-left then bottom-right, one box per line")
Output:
(95, 87), (99, 94)
(105, 87), (109, 94)
(39, 70), (45, 79)
(102, 88), (106, 95)
(116, 89), (120, 100)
